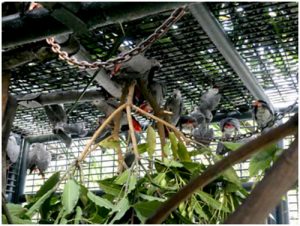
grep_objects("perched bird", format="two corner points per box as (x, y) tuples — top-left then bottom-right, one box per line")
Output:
(44, 104), (72, 147)
(216, 117), (240, 155)
(219, 117), (240, 139)
(44, 104), (89, 147)
(252, 100), (274, 131)
(164, 89), (183, 126)
(139, 80), (166, 113)
(27, 143), (51, 178)
(6, 134), (20, 167)
(62, 122), (88, 138)
(198, 87), (221, 123)
(111, 52), (161, 81)
(192, 125), (214, 146)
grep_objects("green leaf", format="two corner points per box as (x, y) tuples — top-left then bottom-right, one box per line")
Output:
(87, 191), (114, 209)
(62, 179), (80, 214)
(98, 136), (120, 149)
(189, 148), (211, 157)
(139, 193), (166, 202)
(181, 162), (203, 173)
(177, 142), (191, 162)
(74, 206), (82, 224)
(197, 191), (230, 212)
(79, 185), (89, 207)
(134, 201), (163, 223)
(60, 217), (67, 224)
(163, 141), (171, 156)
(6, 203), (27, 217)
(193, 200), (209, 221)
(98, 180), (123, 196)
(26, 189), (54, 217)
(249, 158), (271, 177)
(115, 169), (130, 185)
(169, 132), (178, 159)
(163, 158), (183, 168)
(222, 142), (243, 151)
(213, 155), (241, 186)
(153, 173), (165, 185)
(138, 143), (149, 154)
(147, 126), (156, 157)
(11, 215), (34, 224)
(2, 215), (7, 224)
(36, 172), (60, 198)
(128, 174), (137, 194)
(109, 198), (130, 224)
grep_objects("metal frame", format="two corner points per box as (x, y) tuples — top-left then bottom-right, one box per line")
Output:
(188, 3), (274, 110)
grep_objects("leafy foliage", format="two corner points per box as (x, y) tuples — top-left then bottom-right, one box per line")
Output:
(15, 133), (267, 224)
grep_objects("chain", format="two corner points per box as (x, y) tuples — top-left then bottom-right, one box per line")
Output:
(185, 100), (298, 144)
(46, 6), (186, 70)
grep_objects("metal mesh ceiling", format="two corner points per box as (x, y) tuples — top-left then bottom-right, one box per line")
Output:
(8, 2), (298, 136)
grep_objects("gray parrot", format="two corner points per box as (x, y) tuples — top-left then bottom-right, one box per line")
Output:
(197, 87), (221, 123)
(27, 143), (51, 178)
(220, 117), (240, 139)
(252, 100), (274, 131)
(111, 52), (161, 81)
(149, 81), (166, 108)
(44, 104), (72, 147)
(62, 122), (88, 138)
(164, 89), (183, 126)
(192, 124), (214, 146)
(6, 134), (20, 167)
(44, 104), (88, 147)
(216, 117), (240, 155)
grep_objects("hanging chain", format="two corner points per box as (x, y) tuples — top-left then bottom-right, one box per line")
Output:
(46, 6), (186, 70)
(186, 100), (298, 144)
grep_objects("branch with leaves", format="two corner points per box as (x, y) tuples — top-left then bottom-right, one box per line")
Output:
(146, 113), (298, 224)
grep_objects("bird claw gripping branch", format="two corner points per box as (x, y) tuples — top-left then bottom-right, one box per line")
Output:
(45, 6), (187, 70)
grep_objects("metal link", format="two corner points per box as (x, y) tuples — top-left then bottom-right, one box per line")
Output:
(45, 6), (187, 70)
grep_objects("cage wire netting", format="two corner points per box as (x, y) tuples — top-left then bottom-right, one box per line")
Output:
(4, 1), (298, 224)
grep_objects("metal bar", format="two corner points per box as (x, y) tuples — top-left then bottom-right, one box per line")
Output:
(15, 89), (106, 108)
(2, 95), (18, 192)
(188, 3), (274, 110)
(3, 2), (185, 48)
(14, 139), (30, 203)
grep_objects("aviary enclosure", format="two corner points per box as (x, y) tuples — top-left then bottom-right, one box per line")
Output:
(2, 1), (299, 224)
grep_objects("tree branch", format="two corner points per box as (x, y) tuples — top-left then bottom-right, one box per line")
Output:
(132, 104), (188, 144)
(137, 80), (167, 158)
(145, 113), (298, 224)
(225, 136), (298, 224)
(125, 82), (139, 158)
(78, 103), (127, 161)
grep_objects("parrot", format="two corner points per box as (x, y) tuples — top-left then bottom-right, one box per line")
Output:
(192, 124), (214, 146)
(110, 52), (161, 81)
(139, 80), (166, 113)
(44, 104), (72, 147)
(164, 89), (183, 126)
(252, 100), (275, 131)
(219, 117), (240, 139)
(27, 143), (51, 178)
(197, 87), (221, 123)
(6, 134), (20, 168)
(62, 122), (88, 138)
(216, 117), (240, 155)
